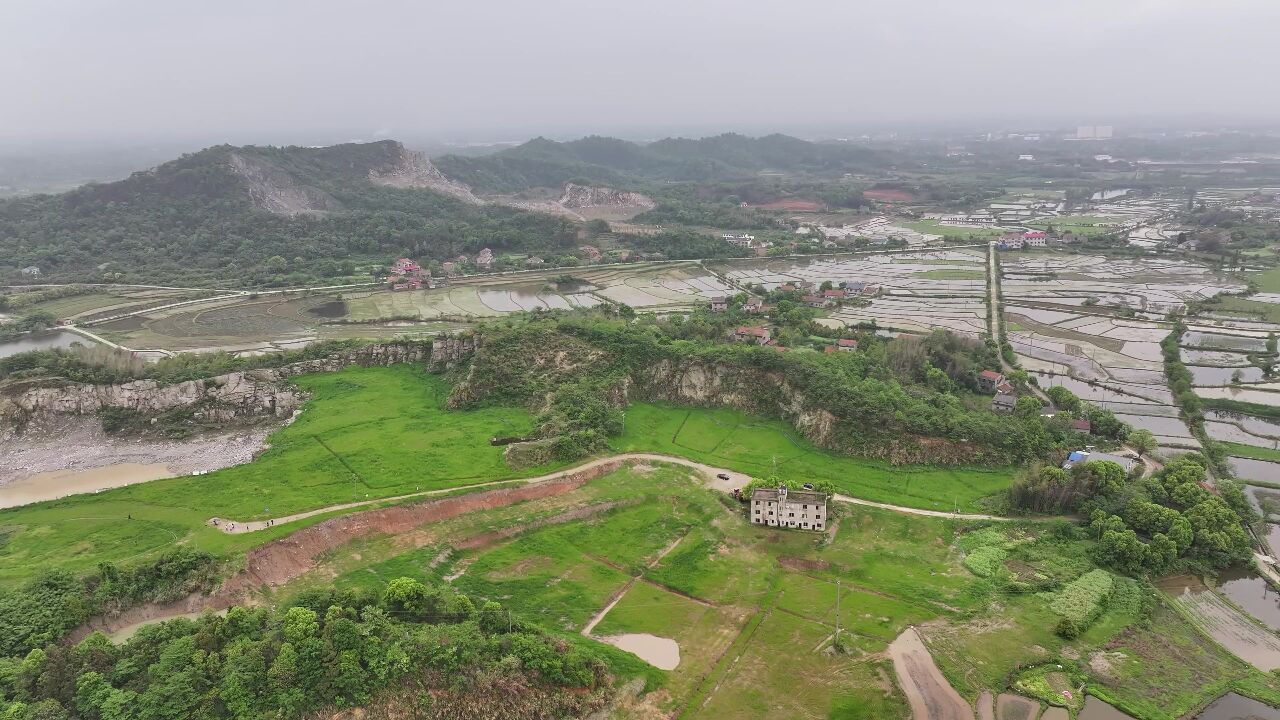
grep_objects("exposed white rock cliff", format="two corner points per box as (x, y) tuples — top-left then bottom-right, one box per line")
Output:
(0, 343), (431, 428)
(226, 152), (342, 216)
(559, 183), (656, 211)
(368, 145), (485, 205)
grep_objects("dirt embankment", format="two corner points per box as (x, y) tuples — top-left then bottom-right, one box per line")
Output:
(70, 458), (630, 641)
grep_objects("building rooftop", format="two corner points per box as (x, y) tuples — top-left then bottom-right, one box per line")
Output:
(751, 487), (828, 504)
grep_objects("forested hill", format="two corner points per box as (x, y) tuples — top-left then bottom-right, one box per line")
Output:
(0, 140), (575, 286)
(433, 133), (888, 193)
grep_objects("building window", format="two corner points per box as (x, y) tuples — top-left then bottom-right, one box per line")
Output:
(815, 523), (822, 529)
(754, 509), (760, 515)
(768, 511), (773, 516)
(788, 512), (794, 517)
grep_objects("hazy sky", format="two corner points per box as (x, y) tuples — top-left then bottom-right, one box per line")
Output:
(5, 0), (1280, 145)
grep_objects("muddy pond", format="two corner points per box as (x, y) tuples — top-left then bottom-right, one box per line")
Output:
(598, 633), (680, 670)
(1195, 692), (1280, 719)
(0, 329), (98, 358)
(1079, 696), (1134, 720)
(1215, 568), (1280, 632)
(0, 463), (173, 509)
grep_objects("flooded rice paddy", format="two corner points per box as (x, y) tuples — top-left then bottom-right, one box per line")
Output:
(1078, 696), (1134, 720)
(1158, 575), (1280, 671)
(1195, 692), (1280, 719)
(1215, 568), (1280, 632)
(1229, 457), (1280, 484)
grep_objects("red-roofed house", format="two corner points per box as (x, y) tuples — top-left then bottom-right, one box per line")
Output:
(1023, 230), (1048, 248)
(1071, 418), (1092, 434)
(835, 338), (859, 352)
(733, 326), (773, 345)
(977, 369), (1006, 393)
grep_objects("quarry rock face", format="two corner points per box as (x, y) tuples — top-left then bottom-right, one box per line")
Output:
(0, 342), (432, 427)
(367, 144), (485, 205)
(558, 183), (656, 210)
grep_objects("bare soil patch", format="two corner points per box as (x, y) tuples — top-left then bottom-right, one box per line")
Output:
(889, 628), (974, 720)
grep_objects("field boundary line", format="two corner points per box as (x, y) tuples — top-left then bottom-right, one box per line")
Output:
(677, 583), (781, 719)
(312, 435), (369, 487)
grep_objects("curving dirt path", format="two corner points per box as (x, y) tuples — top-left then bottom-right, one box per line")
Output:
(208, 452), (1021, 533)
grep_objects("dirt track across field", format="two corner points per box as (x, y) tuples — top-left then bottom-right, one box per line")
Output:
(208, 452), (1020, 534)
(888, 627), (974, 720)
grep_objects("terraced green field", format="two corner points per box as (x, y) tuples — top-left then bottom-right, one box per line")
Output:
(614, 403), (1014, 512)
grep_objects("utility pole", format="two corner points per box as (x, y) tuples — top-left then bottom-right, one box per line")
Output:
(834, 580), (841, 649)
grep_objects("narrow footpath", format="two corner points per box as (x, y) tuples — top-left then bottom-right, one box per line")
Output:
(208, 452), (1030, 534)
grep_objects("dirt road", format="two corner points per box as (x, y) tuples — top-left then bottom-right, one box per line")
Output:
(889, 628), (974, 720)
(208, 452), (1020, 533)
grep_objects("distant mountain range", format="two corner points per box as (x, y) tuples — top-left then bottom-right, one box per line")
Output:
(0, 133), (883, 286)
(432, 133), (888, 193)
(0, 140), (576, 286)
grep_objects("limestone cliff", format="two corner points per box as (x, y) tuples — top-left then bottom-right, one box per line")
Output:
(0, 343), (430, 430)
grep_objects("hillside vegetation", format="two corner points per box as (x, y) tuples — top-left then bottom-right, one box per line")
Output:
(0, 141), (576, 286)
(433, 133), (888, 193)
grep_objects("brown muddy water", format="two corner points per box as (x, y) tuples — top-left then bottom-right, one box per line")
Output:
(1079, 696), (1135, 719)
(598, 633), (680, 670)
(0, 463), (173, 509)
(1216, 568), (1280, 632)
(1195, 692), (1280, 719)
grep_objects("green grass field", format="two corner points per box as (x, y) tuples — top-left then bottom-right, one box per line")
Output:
(901, 220), (1005, 239)
(296, 461), (1266, 719)
(614, 403), (1014, 512)
(1214, 295), (1280, 324)
(1250, 266), (1280, 293)
(0, 365), (562, 585)
(1222, 442), (1280, 462)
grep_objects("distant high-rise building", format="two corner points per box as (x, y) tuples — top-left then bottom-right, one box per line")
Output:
(1076, 125), (1114, 140)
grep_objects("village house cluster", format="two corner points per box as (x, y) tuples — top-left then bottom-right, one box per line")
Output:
(996, 229), (1083, 250)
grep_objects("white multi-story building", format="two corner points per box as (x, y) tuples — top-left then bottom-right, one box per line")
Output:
(750, 486), (828, 531)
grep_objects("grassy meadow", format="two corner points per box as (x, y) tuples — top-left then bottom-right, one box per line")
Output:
(272, 461), (1275, 719)
(0, 365), (564, 584)
(614, 403), (1014, 512)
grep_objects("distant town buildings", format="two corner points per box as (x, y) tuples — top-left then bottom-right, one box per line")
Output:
(1076, 125), (1114, 140)
(750, 486), (828, 530)
(476, 248), (494, 270)
(709, 296), (729, 312)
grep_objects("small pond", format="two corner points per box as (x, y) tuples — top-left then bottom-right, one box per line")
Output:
(1195, 692), (1280, 719)
(0, 329), (97, 358)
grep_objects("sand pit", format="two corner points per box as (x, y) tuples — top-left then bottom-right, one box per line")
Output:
(889, 628), (974, 720)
